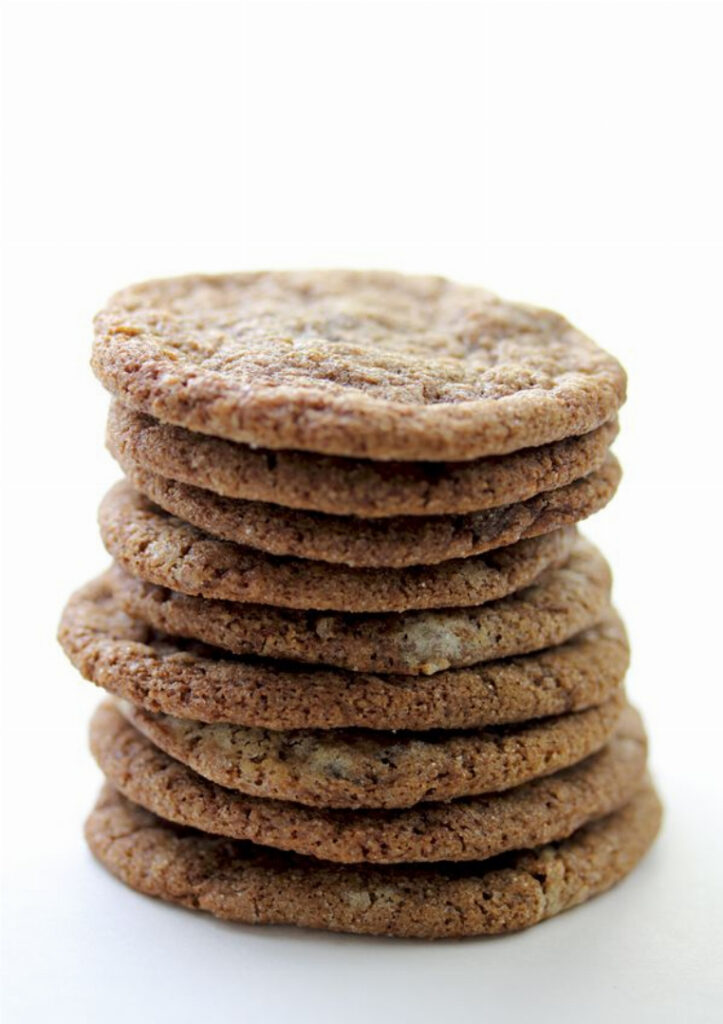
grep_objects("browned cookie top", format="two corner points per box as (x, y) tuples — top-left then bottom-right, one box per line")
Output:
(85, 782), (662, 938)
(121, 692), (624, 808)
(107, 537), (612, 674)
(91, 700), (647, 863)
(99, 480), (575, 612)
(59, 574), (629, 730)
(107, 401), (619, 518)
(92, 271), (626, 460)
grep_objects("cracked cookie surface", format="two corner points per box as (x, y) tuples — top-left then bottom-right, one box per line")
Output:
(92, 271), (626, 460)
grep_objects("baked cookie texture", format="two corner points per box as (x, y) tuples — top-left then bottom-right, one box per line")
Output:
(99, 480), (576, 612)
(85, 782), (661, 938)
(109, 450), (621, 568)
(92, 271), (626, 460)
(107, 538), (612, 674)
(91, 701), (647, 863)
(59, 270), (659, 938)
(120, 692), (625, 809)
(58, 577), (629, 730)
(107, 400), (619, 518)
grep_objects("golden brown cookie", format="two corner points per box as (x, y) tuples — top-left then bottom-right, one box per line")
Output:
(107, 400), (619, 519)
(107, 537), (612, 674)
(85, 781), (662, 938)
(120, 693), (624, 809)
(111, 450), (620, 568)
(91, 700), (647, 862)
(92, 271), (626, 460)
(99, 481), (575, 612)
(59, 575), (629, 730)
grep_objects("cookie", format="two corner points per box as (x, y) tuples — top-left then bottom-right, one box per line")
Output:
(91, 701), (647, 862)
(108, 537), (612, 674)
(112, 450), (620, 569)
(92, 271), (626, 461)
(59, 575), (629, 730)
(99, 481), (575, 612)
(107, 400), (619, 519)
(85, 781), (661, 938)
(120, 693), (624, 808)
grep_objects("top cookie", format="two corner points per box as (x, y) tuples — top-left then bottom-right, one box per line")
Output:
(92, 271), (626, 461)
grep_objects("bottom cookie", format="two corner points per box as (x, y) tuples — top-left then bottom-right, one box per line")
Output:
(85, 781), (661, 939)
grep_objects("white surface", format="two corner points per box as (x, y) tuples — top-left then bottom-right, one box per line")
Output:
(2, 2), (722, 1022)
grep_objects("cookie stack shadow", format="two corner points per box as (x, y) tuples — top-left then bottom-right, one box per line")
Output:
(58, 271), (661, 939)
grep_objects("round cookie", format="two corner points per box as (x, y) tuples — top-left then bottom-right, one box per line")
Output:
(59, 575), (629, 730)
(111, 450), (621, 569)
(107, 537), (613, 674)
(99, 481), (576, 612)
(120, 693), (624, 808)
(85, 782), (662, 939)
(92, 270), (626, 461)
(91, 701), (647, 863)
(108, 400), (619, 519)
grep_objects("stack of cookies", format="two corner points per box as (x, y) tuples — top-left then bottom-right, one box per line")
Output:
(58, 271), (661, 939)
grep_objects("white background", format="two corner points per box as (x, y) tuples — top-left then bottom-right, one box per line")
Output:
(2, 1), (722, 1021)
